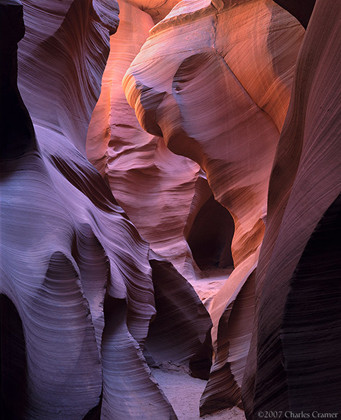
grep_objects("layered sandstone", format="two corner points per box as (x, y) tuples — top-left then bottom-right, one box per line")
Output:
(123, 0), (304, 412)
(2, 0), (339, 417)
(87, 0), (202, 278)
(0, 1), (211, 418)
(242, 0), (341, 416)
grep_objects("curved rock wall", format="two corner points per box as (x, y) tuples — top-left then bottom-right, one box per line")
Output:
(87, 0), (206, 279)
(0, 1), (211, 418)
(123, 0), (304, 412)
(242, 0), (341, 416)
(2, 0), (339, 417)
(17, 0), (119, 154)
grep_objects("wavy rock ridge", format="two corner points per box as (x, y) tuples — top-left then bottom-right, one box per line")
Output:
(122, 0), (304, 412)
(87, 0), (201, 279)
(243, 0), (341, 416)
(1, 0), (340, 417)
(0, 1), (211, 418)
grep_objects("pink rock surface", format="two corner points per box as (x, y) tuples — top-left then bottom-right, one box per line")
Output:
(87, 0), (206, 279)
(123, 0), (304, 412)
(242, 0), (341, 415)
(2, 0), (339, 417)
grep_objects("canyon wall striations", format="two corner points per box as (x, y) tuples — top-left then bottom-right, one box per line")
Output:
(0, 1), (211, 418)
(122, 0), (305, 413)
(1, 0), (340, 418)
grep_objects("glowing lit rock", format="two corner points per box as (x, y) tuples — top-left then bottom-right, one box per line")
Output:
(123, 0), (304, 412)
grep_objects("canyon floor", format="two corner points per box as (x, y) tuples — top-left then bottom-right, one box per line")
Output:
(152, 368), (245, 419)
(152, 270), (245, 420)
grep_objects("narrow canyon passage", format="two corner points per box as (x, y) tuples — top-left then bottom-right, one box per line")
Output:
(1, 0), (340, 419)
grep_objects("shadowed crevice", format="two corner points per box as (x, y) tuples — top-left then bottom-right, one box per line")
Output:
(274, 0), (316, 28)
(0, 294), (27, 419)
(0, 3), (37, 160)
(186, 195), (234, 271)
(281, 194), (341, 412)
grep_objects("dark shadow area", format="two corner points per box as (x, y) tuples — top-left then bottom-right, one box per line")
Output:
(0, 4), (37, 160)
(281, 194), (341, 412)
(83, 401), (101, 420)
(274, 0), (316, 28)
(186, 195), (234, 271)
(0, 294), (27, 419)
(146, 256), (212, 379)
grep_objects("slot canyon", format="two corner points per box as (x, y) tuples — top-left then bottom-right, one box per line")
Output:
(0, 0), (340, 419)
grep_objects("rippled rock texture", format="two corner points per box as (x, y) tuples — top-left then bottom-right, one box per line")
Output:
(123, 0), (304, 413)
(87, 0), (237, 282)
(1, 0), (340, 417)
(0, 1), (211, 418)
(243, 0), (341, 416)
(87, 0), (202, 279)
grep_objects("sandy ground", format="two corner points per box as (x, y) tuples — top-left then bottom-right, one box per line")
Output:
(152, 369), (245, 420)
(150, 270), (245, 419)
